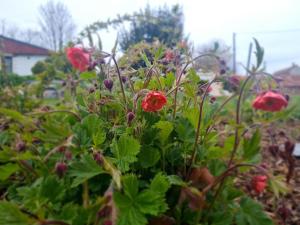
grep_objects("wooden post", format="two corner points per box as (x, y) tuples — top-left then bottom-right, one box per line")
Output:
(232, 32), (236, 73)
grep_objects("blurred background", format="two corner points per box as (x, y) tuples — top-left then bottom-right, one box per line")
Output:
(0, 0), (300, 74)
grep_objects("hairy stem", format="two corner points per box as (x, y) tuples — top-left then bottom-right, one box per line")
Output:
(186, 78), (217, 177)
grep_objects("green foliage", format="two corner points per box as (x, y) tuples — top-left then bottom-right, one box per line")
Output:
(235, 197), (273, 225)
(0, 39), (285, 225)
(69, 154), (105, 187)
(0, 202), (32, 225)
(114, 174), (170, 225)
(112, 134), (141, 172)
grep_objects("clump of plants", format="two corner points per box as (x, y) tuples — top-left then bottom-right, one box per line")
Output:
(0, 39), (294, 225)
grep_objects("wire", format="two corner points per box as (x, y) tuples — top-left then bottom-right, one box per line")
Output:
(237, 28), (300, 35)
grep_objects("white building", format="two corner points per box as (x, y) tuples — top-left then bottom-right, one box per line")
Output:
(0, 35), (49, 76)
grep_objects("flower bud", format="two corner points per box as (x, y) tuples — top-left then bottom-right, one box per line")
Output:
(277, 205), (291, 222)
(127, 111), (135, 124)
(15, 140), (26, 152)
(103, 220), (112, 225)
(55, 162), (68, 178)
(64, 150), (72, 160)
(210, 96), (216, 104)
(251, 175), (267, 194)
(93, 152), (103, 165)
(97, 205), (112, 218)
(89, 87), (95, 94)
(220, 69), (226, 75)
(103, 79), (113, 91)
(121, 76), (127, 83)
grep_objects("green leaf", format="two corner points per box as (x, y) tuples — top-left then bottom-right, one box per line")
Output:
(153, 121), (173, 144)
(268, 175), (290, 198)
(141, 52), (151, 67)
(0, 202), (31, 225)
(123, 174), (139, 199)
(112, 134), (141, 172)
(114, 174), (170, 225)
(138, 147), (160, 168)
(235, 197), (274, 225)
(0, 108), (33, 127)
(167, 175), (187, 186)
(242, 129), (261, 163)
(69, 154), (105, 187)
(0, 163), (19, 181)
(150, 173), (170, 195)
(253, 38), (264, 69)
(165, 72), (175, 88)
(39, 176), (65, 203)
(79, 71), (96, 80)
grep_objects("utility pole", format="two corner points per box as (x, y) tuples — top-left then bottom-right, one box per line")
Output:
(232, 32), (236, 73)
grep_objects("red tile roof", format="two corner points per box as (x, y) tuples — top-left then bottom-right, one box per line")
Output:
(0, 35), (49, 56)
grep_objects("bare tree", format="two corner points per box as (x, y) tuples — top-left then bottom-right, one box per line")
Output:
(0, 19), (21, 39)
(38, 0), (76, 51)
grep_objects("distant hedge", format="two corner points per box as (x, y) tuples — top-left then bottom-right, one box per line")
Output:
(0, 72), (35, 87)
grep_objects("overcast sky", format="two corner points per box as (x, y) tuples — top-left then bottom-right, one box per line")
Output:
(1, 0), (300, 73)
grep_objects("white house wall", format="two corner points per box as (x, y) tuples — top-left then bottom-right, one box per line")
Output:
(12, 55), (47, 76)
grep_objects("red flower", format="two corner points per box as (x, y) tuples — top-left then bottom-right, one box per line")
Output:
(252, 91), (288, 112)
(251, 175), (267, 194)
(164, 50), (175, 62)
(66, 47), (90, 72)
(142, 91), (167, 112)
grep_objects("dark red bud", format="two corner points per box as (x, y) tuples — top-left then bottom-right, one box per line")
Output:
(220, 69), (226, 75)
(64, 150), (72, 160)
(127, 111), (135, 124)
(277, 205), (291, 221)
(55, 162), (68, 178)
(210, 96), (216, 104)
(103, 220), (112, 225)
(121, 76), (127, 83)
(97, 205), (112, 218)
(58, 146), (66, 153)
(285, 94), (290, 102)
(89, 87), (95, 94)
(93, 152), (103, 165)
(103, 79), (113, 91)
(15, 141), (26, 152)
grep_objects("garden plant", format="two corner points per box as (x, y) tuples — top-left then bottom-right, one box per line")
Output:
(0, 39), (296, 225)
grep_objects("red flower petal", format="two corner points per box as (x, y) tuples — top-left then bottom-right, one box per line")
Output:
(252, 91), (288, 112)
(66, 47), (90, 72)
(142, 91), (167, 112)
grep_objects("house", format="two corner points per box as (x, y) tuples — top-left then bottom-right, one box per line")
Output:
(273, 63), (300, 94)
(0, 35), (49, 76)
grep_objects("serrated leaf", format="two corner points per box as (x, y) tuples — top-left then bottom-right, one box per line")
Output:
(79, 71), (96, 79)
(69, 154), (105, 187)
(242, 129), (261, 163)
(150, 173), (170, 195)
(167, 175), (186, 186)
(0, 202), (31, 225)
(153, 121), (173, 144)
(0, 163), (19, 181)
(0, 108), (33, 127)
(138, 147), (160, 168)
(112, 134), (141, 172)
(235, 197), (274, 225)
(141, 52), (151, 67)
(39, 176), (65, 203)
(123, 174), (139, 198)
(268, 175), (290, 198)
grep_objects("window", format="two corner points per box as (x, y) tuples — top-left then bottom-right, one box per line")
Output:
(3, 56), (13, 74)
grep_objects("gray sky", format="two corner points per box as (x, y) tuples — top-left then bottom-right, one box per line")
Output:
(1, 0), (300, 73)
